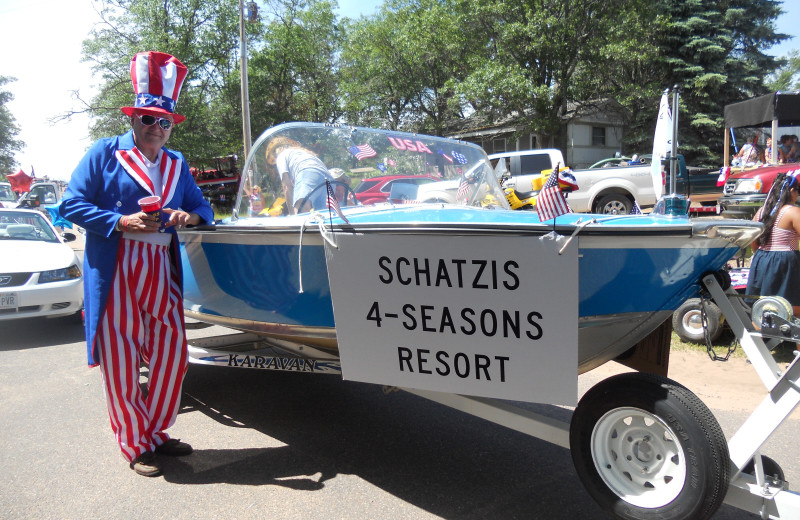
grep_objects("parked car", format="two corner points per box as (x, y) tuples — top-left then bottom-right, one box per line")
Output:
(0, 208), (83, 321)
(719, 163), (798, 219)
(354, 174), (439, 204)
(0, 182), (17, 208)
(588, 154), (651, 169)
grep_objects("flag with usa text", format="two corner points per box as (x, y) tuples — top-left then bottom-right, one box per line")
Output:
(536, 171), (573, 221)
(349, 143), (376, 161)
(326, 180), (350, 224)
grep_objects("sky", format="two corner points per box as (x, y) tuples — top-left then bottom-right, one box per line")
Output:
(1, 0), (798, 182)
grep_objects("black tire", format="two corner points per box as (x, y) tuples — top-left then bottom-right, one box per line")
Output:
(570, 373), (730, 520)
(595, 194), (632, 215)
(672, 298), (723, 343)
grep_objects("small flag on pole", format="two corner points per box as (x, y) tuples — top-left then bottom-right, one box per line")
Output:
(630, 200), (643, 215)
(457, 176), (470, 201)
(348, 143), (376, 161)
(536, 170), (573, 221)
(326, 180), (349, 224)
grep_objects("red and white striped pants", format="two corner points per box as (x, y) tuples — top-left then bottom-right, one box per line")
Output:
(96, 238), (188, 462)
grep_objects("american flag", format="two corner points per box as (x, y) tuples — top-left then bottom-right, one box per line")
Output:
(457, 176), (470, 200)
(349, 143), (377, 161)
(438, 149), (454, 163)
(452, 151), (468, 164)
(630, 200), (643, 214)
(536, 171), (573, 221)
(326, 180), (350, 224)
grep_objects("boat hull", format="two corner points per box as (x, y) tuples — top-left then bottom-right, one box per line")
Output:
(179, 209), (760, 374)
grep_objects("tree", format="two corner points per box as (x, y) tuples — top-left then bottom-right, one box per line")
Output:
(339, 0), (478, 134)
(452, 0), (657, 149)
(0, 76), (25, 177)
(623, 0), (788, 165)
(75, 0), (242, 164)
(246, 0), (344, 130)
(768, 50), (800, 91)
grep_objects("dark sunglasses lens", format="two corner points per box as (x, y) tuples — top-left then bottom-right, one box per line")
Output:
(139, 115), (172, 129)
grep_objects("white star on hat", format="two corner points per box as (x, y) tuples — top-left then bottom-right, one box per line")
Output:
(137, 94), (148, 105)
(154, 96), (165, 107)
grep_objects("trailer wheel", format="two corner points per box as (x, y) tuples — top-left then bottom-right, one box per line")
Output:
(672, 298), (722, 343)
(570, 373), (729, 520)
(595, 194), (632, 215)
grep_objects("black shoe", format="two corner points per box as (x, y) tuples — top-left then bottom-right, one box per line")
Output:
(130, 451), (161, 477)
(155, 438), (193, 456)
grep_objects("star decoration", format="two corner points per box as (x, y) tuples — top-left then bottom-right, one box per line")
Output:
(154, 96), (165, 107)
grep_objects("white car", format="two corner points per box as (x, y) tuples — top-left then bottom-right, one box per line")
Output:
(0, 208), (83, 321)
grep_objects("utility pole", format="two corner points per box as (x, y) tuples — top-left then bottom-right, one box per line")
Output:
(239, 0), (253, 160)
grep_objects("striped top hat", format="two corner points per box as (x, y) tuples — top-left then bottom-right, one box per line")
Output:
(120, 51), (188, 124)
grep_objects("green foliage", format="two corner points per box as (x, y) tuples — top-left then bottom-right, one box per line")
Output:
(768, 50), (800, 91)
(81, 0), (241, 165)
(75, 0), (790, 170)
(624, 0), (787, 165)
(0, 76), (24, 176)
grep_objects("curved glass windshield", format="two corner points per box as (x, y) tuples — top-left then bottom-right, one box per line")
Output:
(0, 210), (58, 242)
(234, 123), (509, 219)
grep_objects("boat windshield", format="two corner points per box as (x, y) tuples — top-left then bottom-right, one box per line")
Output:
(235, 123), (509, 219)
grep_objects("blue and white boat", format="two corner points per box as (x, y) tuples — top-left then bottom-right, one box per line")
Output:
(179, 122), (762, 374)
(178, 122), (800, 520)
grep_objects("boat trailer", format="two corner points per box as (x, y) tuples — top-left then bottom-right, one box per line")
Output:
(186, 272), (800, 520)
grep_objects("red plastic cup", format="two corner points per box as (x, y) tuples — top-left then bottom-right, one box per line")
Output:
(138, 195), (162, 226)
(138, 195), (162, 215)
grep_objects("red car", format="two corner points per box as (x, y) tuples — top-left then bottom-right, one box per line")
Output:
(353, 174), (439, 205)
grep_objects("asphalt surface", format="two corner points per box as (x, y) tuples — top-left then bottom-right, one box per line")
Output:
(2, 316), (798, 520)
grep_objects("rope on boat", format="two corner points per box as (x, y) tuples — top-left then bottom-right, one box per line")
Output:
(558, 217), (597, 255)
(297, 212), (340, 294)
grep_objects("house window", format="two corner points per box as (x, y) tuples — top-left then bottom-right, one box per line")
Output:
(492, 138), (507, 154)
(592, 127), (606, 146)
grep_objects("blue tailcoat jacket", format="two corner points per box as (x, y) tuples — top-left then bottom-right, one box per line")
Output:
(59, 131), (214, 365)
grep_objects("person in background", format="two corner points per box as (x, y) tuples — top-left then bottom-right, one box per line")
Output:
(264, 137), (334, 214)
(732, 136), (759, 166)
(59, 51), (214, 477)
(746, 171), (800, 354)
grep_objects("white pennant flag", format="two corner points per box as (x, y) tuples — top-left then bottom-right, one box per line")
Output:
(651, 91), (672, 200)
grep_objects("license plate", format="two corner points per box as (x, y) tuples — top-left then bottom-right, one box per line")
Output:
(0, 292), (18, 309)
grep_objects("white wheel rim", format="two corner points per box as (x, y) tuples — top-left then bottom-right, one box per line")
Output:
(603, 201), (627, 214)
(590, 407), (687, 508)
(681, 309), (703, 336)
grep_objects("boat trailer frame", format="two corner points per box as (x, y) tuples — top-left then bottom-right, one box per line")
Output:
(187, 273), (800, 519)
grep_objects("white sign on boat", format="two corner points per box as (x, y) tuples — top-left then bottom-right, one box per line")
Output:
(325, 232), (579, 404)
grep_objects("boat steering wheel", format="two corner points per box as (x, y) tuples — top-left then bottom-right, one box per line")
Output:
(295, 180), (359, 214)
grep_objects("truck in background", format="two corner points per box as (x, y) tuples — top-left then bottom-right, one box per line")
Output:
(489, 149), (719, 214)
(718, 91), (800, 219)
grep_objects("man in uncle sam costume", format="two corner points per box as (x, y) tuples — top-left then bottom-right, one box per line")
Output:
(59, 51), (213, 477)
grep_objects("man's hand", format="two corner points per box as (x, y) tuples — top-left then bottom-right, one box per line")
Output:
(120, 211), (161, 233)
(162, 208), (199, 229)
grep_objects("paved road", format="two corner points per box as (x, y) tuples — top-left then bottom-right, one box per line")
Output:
(1, 317), (796, 520)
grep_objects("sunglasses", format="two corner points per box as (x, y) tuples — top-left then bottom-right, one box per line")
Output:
(137, 114), (173, 130)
